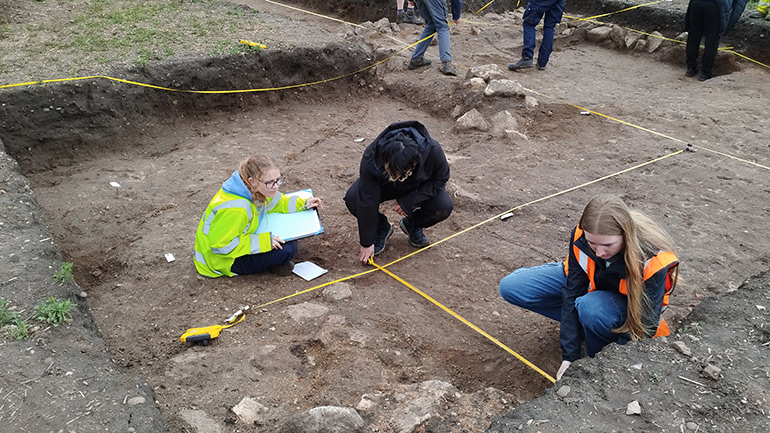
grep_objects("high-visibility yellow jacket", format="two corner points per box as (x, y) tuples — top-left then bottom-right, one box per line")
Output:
(194, 171), (307, 278)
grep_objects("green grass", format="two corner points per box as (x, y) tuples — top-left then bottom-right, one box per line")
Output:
(0, 298), (30, 340)
(53, 262), (74, 285)
(5, 0), (264, 78)
(35, 297), (75, 327)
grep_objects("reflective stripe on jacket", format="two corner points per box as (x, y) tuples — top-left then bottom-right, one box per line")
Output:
(194, 189), (305, 278)
(563, 227), (679, 337)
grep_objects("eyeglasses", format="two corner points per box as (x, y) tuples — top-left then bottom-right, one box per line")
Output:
(263, 176), (285, 189)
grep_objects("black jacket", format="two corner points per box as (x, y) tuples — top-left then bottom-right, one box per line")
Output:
(353, 121), (450, 247)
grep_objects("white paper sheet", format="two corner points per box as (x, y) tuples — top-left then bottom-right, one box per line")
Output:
(292, 261), (328, 281)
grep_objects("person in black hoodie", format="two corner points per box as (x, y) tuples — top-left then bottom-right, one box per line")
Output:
(685, 0), (747, 80)
(344, 121), (453, 264)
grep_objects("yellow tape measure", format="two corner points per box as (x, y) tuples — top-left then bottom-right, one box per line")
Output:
(180, 305), (249, 346)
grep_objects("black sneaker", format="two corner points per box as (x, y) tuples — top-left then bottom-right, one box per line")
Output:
(508, 57), (533, 71)
(698, 71), (714, 81)
(396, 11), (405, 24)
(399, 218), (430, 248)
(404, 8), (424, 24)
(537, 63), (547, 71)
(374, 223), (394, 256)
(270, 260), (295, 276)
(685, 67), (697, 77)
(408, 56), (432, 70)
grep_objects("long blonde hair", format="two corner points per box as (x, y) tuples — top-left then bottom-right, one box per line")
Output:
(238, 155), (277, 205)
(578, 195), (677, 340)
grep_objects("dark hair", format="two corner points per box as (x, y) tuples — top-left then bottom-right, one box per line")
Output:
(380, 132), (419, 179)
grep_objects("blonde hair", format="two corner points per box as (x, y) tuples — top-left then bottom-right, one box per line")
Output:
(578, 195), (677, 340)
(238, 155), (277, 205)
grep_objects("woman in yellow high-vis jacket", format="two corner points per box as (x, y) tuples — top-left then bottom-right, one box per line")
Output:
(499, 195), (678, 380)
(194, 155), (322, 277)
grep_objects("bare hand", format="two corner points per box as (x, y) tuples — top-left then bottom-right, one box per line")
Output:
(392, 202), (407, 216)
(359, 245), (375, 264)
(272, 235), (285, 250)
(305, 196), (323, 210)
(556, 360), (571, 380)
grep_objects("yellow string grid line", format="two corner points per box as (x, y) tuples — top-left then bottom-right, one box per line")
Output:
(369, 259), (557, 383)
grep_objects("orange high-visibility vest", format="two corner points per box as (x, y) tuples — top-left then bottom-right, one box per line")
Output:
(564, 227), (679, 337)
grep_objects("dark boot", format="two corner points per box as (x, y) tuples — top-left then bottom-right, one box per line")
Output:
(399, 217), (430, 248)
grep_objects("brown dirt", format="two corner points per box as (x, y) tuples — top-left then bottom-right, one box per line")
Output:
(1, 0), (769, 432)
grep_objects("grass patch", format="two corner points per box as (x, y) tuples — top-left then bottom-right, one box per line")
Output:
(35, 297), (75, 327)
(53, 261), (74, 285)
(2, 0), (265, 82)
(0, 298), (30, 340)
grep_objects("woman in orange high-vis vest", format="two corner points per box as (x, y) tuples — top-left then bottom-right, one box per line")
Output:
(499, 195), (678, 380)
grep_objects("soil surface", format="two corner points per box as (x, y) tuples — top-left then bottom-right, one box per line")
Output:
(1, 0), (769, 432)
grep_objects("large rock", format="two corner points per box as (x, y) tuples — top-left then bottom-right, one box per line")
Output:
(276, 406), (364, 433)
(587, 26), (612, 42)
(455, 109), (490, 131)
(465, 64), (506, 82)
(484, 79), (525, 97)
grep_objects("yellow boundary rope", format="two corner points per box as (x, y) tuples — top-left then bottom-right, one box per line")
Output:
(369, 259), (557, 383)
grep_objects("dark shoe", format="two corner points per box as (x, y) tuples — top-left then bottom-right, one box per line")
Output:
(749, 10), (767, 18)
(399, 218), (430, 248)
(508, 57), (533, 71)
(441, 61), (458, 76)
(537, 63), (547, 71)
(396, 11), (405, 24)
(698, 71), (714, 81)
(404, 8), (424, 25)
(408, 56), (432, 70)
(374, 223), (394, 256)
(685, 67), (697, 77)
(270, 261), (295, 276)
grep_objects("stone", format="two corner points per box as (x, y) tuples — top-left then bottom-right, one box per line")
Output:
(556, 385), (571, 398)
(276, 406), (364, 433)
(180, 409), (223, 433)
(647, 31), (664, 52)
(465, 64), (505, 82)
(626, 400), (642, 415)
(609, 25), (626, 47)
(484, 79), (525, 97)
(455, 109), (489, 131)
(127, 396), (146, 405)
(525, 95), (538, 108)
(672, 341), (692, 356)
(232, 397), (267, 425)
(702, 364), (721, 380)
(587, 26), (612, 42)
(323, 282), (352, 301)
(489, 110), (519, 135)
(624, 32), (642, 49)
(286, 302), (329, 322)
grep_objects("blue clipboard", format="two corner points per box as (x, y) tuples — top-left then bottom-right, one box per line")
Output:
(257, 189), (324, 241)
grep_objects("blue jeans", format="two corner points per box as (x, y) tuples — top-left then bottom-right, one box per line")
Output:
(230, 240), (297, 275)
(521, 0), (565, 67)
(412, 0), (452, 62)
(499, 262), (630, 357)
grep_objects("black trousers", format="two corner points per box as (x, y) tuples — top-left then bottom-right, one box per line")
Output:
(686, 0), (720, 74)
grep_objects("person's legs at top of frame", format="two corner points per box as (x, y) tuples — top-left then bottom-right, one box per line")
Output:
(748, 0), (770, 19)
(536, 0), (566, 70)
(410, 0), (456, 75)
(685, 0), (719, 81)
(397, 0), (425, 24)
(509, 0), (544, 70)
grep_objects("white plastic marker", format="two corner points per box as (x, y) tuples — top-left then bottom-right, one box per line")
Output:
(500, 212), (514, 221)
(110, 181), (121, 195)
